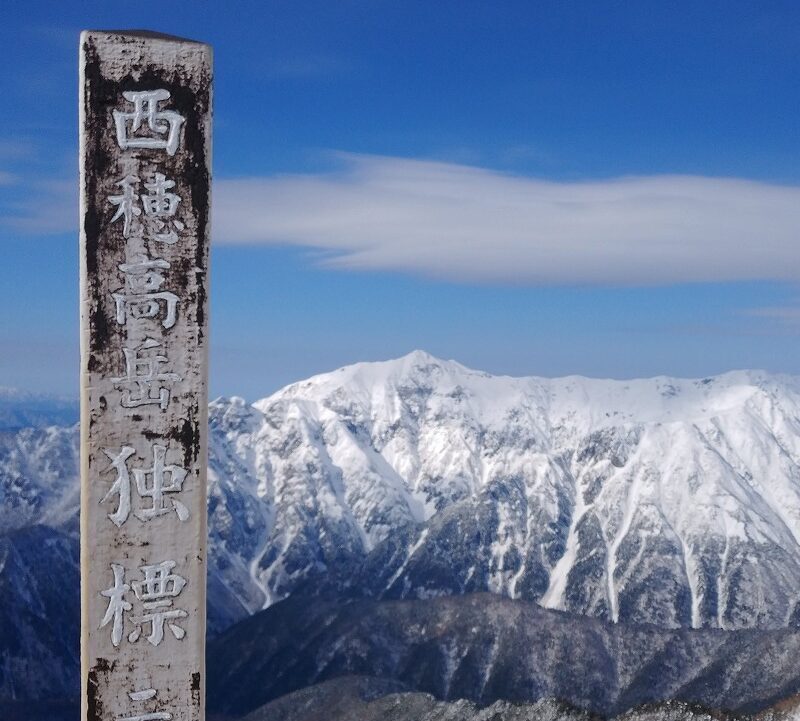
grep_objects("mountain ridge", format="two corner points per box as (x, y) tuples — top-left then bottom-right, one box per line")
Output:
(3, 352), (800, 635)
(208, 351), (800, 630)
(206, 592), (800, 719)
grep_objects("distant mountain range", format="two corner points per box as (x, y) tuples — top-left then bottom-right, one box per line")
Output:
(3, 352), (800, 716)
(0, 387), (77, 431)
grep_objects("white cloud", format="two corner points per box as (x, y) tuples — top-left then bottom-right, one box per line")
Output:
(214, 154), (800, 285)
(4, 153), (800, 286)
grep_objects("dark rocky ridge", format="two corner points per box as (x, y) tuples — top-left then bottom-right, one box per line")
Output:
(223, 676), (800, 721)
(206, 593), (800, 720)
(228, 676), (599, 721)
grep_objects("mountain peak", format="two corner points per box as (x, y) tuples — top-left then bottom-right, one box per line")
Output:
(402, 348), (440, 363)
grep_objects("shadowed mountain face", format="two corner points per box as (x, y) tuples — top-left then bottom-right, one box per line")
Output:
(206, 593), (800, 720)
(0, 525), (80, 701)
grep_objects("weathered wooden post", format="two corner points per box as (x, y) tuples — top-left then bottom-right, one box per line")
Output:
(79, 31), (211, 721)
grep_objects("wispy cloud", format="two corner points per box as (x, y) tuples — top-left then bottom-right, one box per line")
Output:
(4, 153), (800, 287)
(214, 154), (800, 285)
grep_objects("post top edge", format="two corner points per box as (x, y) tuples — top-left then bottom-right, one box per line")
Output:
(81, 29), (210, 46)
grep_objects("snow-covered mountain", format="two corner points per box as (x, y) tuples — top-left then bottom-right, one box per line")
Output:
(208, 351), (800, 631)
(4, 351), (800, 643)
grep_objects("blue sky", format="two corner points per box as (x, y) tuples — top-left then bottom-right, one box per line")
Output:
(1, 1), (799, 398)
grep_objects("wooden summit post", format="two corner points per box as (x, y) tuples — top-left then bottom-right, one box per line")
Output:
(79, 31), (212, 721)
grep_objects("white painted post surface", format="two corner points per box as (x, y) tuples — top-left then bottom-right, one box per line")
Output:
(79, 31), (211, 721)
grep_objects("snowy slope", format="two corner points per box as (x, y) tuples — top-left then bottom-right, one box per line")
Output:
(0, 424), (79, 533)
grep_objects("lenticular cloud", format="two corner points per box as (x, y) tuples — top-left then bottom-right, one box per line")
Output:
(214, 153), (800, 286)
